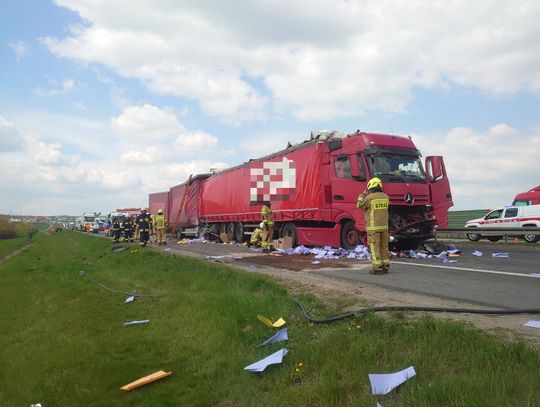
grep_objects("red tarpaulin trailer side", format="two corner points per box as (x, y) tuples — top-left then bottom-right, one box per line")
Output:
(148, 192), (169, 217)
(168, 174), (211, 236)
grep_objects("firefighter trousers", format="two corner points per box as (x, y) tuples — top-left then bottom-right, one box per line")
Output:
(156, 228), (166, 244)
(261, 225), (274, 250)
(367, 230), (390, 271)
(250, 228), (263, 247)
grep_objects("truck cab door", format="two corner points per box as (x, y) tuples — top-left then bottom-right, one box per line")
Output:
(425, 156), (453, 227)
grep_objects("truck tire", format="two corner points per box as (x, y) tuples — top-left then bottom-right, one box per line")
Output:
(219, 223), (227, 242)
(281, 223), (297, 247)
(234, 222), (245, 243)
(226, 222), (236, 242)
(466, 229), (481, 241)
(523, 233), (539, 243)
(341, 221), (361, 250)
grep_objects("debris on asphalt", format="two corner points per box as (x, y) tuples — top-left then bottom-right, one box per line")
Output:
(472, 250), (483, 257)
(276, 244), (370, 260)
(368, 366), (416, 395)
(530, 273), (540, 278)
(257, 315), (286, 328)
(492, 252), (510, 258)
(259, 328), (288, 347)
(120, 370), (172, 391)
(244, 348), (288, 372)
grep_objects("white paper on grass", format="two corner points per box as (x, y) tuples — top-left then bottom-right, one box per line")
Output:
(492, 252), (509, 258)
(369, 366), (416, 395)
(125, 296), (135, 303)
(311, 260), (321, 265)
(244, 348), (288, 372)
(524, 321), (540, 329)
(123, 320), (150, 326)
(259, 328), (288, 347)
(377, 403), (383, 407)
(472, 250), (483, 257)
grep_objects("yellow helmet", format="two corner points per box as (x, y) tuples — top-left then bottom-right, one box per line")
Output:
(158, 209), (163, 214)
(367, 177), (382, 190)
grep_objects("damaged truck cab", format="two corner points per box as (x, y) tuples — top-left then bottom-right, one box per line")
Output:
(327, 131), (453, 249)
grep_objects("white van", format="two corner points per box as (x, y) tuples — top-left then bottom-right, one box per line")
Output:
(465, 205), (540, 243)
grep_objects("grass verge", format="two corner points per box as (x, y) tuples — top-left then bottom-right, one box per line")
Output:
(0, 231), (539, 406)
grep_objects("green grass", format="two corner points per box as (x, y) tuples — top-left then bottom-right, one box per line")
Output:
(0, 229), (46, 258)
(1, 232), (539, 406)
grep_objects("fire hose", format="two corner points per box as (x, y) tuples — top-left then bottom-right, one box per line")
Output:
(293, 298), (540, 324)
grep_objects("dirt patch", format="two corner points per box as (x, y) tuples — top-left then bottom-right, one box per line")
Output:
(235, 253), (356, 272)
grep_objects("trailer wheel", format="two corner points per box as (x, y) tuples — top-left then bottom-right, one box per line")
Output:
(219, 223), (227, 242)
(281, 223), (297, 246)
(341, 221), (361, 250)
(226, 223), (236, 242)
(235, 223), (245, 243)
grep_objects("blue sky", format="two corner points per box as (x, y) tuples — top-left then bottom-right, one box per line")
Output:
(1, 0), (539, 215)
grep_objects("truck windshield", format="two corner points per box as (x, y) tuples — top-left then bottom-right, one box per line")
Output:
(84, 216), (95, 222)
(366, 153), (426, 183)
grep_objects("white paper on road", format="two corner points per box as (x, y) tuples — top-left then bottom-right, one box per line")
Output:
(259, 328), (288, 347)
(123, 320), (150, 327)
(437, 257), (457, 263)
(492, 252), (509, 258)
(244, 348), (288, 372)
(529, 273), (540, 278)
(472, 250), (483, 257)
(125, 295), (135, 303)
(369, 366), (416, 395)
(524, 321), (540, 329)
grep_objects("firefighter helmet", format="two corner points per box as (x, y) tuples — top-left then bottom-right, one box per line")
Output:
(367, 177), (382, 190)
(158, 209), (163, 214)
(259, 222), (265, 229)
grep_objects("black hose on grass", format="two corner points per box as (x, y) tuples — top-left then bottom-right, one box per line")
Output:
(79, 270), (164, 298)
(293, 298), (540, 324)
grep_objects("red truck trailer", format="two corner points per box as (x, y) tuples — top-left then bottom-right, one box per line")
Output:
(196, 130), (452, 249)
(148, 192), (169, 217)
(513, 185), (540, 206)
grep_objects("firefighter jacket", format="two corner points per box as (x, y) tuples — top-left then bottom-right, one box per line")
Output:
(154, 214), (166, 230)
(357, 191), (389, 232)
(123, 219), (133, 232)
(137, 215), (153, 232)
(112, 220), (121, 231)
(261, 205), (274, 227)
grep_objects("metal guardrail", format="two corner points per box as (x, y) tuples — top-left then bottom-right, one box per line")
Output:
(434, 227), (539, 243)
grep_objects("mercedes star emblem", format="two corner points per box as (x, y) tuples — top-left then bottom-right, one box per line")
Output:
(404, 193), (414, 205)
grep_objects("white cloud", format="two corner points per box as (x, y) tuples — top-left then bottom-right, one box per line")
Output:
(43, 1), (540, 123)
(8, 40), (30, 62)
(174, 130), (218, 153)
(111, 103), (183, 139)
(0, 116), (24, 151)
(33, 78), (75, 97)
(412, 124), (540, 209)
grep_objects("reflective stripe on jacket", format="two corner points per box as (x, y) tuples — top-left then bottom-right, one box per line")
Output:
(261, 205), (274, 226)
(357, 191), (389, 231)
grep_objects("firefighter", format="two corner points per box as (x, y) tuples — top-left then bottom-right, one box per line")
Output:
(260, 201), (275, 252)
(135, 209), (147, 241)
(112, 217), (121, 243)
(154, 209), (167, 245)
(357, 177), (390, 274)
(136, 210), (153, 247)
(248, 222), (265, 247)
(123, 216), (134, 242)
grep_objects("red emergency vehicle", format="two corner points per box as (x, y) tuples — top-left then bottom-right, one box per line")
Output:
(513, 185), (540, 206)
(149, 130), (453, 249)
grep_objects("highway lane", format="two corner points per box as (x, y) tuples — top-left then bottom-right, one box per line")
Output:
(311, 244), (540, 309)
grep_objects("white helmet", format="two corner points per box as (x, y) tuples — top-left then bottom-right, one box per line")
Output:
(260, 222), (265, 228)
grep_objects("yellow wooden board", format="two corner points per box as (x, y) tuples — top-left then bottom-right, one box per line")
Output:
(120, 370), (172, 391)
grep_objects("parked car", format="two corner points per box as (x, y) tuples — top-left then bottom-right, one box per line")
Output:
(465, 205), (540, 243)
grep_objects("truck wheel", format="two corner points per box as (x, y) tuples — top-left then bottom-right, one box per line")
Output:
(487, 236), (501, 242)
(219, 223), (227, 242)
(341, 221), (360, 250)
(523, 233), (539, 243)
(235, 223), (245, 243)
(226, 223), (236, 242)
(466, 230), (481, 241)
(281, 223), (297, 247)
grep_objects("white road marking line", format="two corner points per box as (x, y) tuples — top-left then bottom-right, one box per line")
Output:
(392, 261), (534, 278)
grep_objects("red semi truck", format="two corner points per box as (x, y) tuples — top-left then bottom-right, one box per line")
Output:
(150, 130), (453, 249)
(513, 185), (540, 206)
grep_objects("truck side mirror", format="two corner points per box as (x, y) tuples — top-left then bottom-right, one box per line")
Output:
(426, 156), (443, 182)
(350, 155), (365, 180)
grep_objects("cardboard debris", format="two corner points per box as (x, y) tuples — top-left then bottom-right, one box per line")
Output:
(120, 370), (172, 391)
(273, 236), (293, 250)
(257, 315), (286, 328)
(244, 348), (288, 372)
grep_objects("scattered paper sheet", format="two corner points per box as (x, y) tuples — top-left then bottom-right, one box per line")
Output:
(369, 366), (416, 395)
(123, 320), (150, 327)
(125, 296), (135, 303)
(120, 370), (172, 391)
(472, 250), (483, 257)
(311, 260), (321, 264)
(529, 273), (540, 278)
(492, 252), (509, 258)
(259, 328), (288, 346)
(524, 321), (540, 329)
(257, 315), (286, 328)
(377, 403), (383, 407)
(437, 257), (457, 263)
(244, 348), (288, 372)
